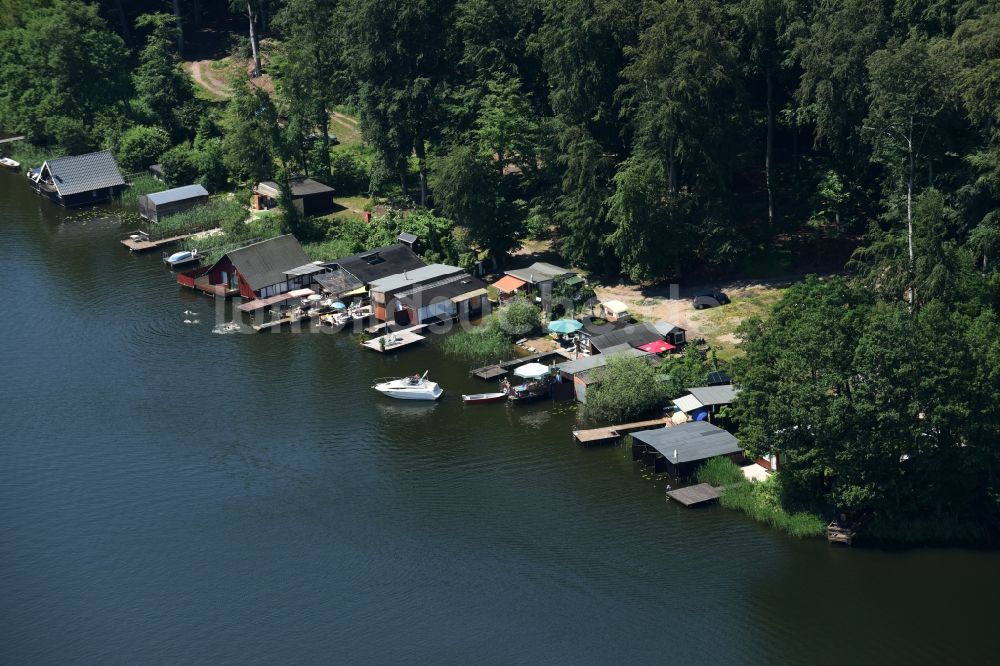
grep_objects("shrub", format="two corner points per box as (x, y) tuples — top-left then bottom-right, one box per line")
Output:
(194, 138), (229, 192)
(118, 173), (167, 207)
(497, 296), (541, 336)
(160, 143), (199, 187)
(582, 355), (669, 423)
(117, 125), (171, 172)
(718, 475), (826, 539)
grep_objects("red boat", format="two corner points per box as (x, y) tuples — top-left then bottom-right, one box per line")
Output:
(461, 391), (507, 404)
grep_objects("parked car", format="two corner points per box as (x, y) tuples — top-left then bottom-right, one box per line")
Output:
(692, 289), (730, 309)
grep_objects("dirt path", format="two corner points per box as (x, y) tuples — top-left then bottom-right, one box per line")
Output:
(184, 60), (231, 99)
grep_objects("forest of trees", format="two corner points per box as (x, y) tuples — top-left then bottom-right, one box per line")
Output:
(1, 0), (998, 540)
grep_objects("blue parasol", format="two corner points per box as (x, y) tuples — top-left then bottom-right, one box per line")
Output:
(547, 319), (583, 334)
(332, 302), (347, 309)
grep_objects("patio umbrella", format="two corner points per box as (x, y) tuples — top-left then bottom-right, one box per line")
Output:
(513, 362), (551, 379)
(547, 319), (583, 334)
(332, 302), (347, 309)
(638, 339), (675, 354)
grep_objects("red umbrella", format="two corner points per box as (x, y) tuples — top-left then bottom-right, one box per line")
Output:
(638, 339), (675, 354)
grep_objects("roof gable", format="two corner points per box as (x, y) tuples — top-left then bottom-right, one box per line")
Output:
(505, 262), (573, 284)
(43, 150), (125, 197)
(223, 235), (312, 292)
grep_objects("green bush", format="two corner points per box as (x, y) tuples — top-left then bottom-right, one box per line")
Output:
(117, 125), (171, 172)
(118, 173), (168, 207)
(194, 138), (229, 192)
(160, 143), (198, 187)
(583, 355), (669, 423)
(329, 146), (371, 194)
(497, 296), (541, 336)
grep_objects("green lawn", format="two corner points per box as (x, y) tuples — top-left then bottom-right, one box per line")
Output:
(688, 286), (787, 361)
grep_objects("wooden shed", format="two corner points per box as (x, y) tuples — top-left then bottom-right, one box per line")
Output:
(138, 184), (209, 223)
(254, 177), (335, 216)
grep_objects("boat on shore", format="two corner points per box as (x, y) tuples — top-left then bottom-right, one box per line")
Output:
(0, 157), (20, 170)
(462, 391), (507, 404)
(373, 371), (443, 401)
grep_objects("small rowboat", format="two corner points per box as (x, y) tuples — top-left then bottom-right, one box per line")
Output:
(0, 157), (20, 170)
(462, 391), (507, 404)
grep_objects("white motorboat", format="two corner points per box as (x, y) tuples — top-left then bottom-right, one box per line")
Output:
(0, 157), (20, 170)
(164, 249), (202, 267)
(372, 371), (443, 401)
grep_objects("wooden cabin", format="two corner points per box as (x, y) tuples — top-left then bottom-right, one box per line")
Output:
(394, 274), (487, 325)
(177, 234), (319, 300)
(253, 177), (335, 216)
(503, 262), (575, 309)
(138, 184), (209, 223)
(28, 150), (125, 207)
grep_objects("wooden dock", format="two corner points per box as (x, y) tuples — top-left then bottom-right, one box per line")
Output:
(251, 313), (314, 332)
(0, 135), (26, 145)
(826, 521), (856, 546)
(362, 324), (429, 352)
(120, 228), (221, 253)
(471, 349), (568, 380)
(666, 483), (721, 507)
(573, 416), (673, 446)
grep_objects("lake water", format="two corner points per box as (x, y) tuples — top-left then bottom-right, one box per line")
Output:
(1, 171), (997, 663)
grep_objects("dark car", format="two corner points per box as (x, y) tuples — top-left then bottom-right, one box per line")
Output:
(692, 289), (730, 309)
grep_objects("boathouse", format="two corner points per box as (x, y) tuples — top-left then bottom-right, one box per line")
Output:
(314, 243), (426, 299)
(29, 150), (125, 206)
(394, 274), (488, 325)
(253, 177), (335, 216)
(138, 184), (209, 223)
(630, 421), (744, 477)
(369, 264), (467, 322)
(177, 234), (316, 299)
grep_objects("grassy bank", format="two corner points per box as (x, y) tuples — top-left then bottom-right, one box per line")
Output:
(695, 458), (826, 538)
(118, 174), (168, 207)
(1, 140), (55, 168)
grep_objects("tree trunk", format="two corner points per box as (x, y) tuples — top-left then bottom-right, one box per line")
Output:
(907, 115), (915, 308)
(247, 3), (262, 77)
(399, 163), (409, 199)
(667, 137), (677, 193)
(766, 66), (775, 227)
(172, 0), (184, 53)
(319, 111), (332, 178)
(414, 137), (428, 207)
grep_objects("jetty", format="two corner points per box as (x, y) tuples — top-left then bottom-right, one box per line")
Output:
(362, 324), (430, 352)
(573, 416), (673, 446)
(666, 483), (721, 507)
(471, 350), (568, 380)
(826, 521), (856, 546)
(121, 228), (220, 253)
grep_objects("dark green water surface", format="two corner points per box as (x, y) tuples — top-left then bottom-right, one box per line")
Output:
(1, 171), (997, 663)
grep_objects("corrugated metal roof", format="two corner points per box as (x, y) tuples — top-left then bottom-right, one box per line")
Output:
(505, 262), (573, 284)
(44, 150), (124, 196)
(654, 320), (685, 335)
(145, 184), (208, 206)
(673, 394), (703, 413)
(257, 177), (334, 198)
(396, 276), (487, 309)
(492, 274), (527, 293)
(631, 421), (741, 463)
(224, 235), (311, 292)
(687, 385), (739, 407)
(369, 264), (465, 293)
(557, 348), (650, 375)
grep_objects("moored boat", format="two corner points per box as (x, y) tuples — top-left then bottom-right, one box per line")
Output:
(373, 371), (443, 401)
(0, 157), (20, 170)
(462, 391), (507, 404)
(164, 249), (202, 267)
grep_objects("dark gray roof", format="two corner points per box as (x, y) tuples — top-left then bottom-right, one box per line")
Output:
(314, 269), (364, 296)
(223, 235), (311, 292)
(687, 385), (739, 407)
(631, 421), (741, 464)
(329, 243), (426, 285)
(283, 262), (327, 277)
(557, 347), (650, 375)
(44, 150), (124, 196)
(396, 275), (486, 309)
(707, 371), (732, 386)
(580, 318), (631, 338)
(257, 177), (334, 198)
(505, 262), (573, 284)
(589, 322), (664, 352)
(145, 184), (208, 206)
